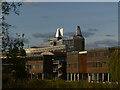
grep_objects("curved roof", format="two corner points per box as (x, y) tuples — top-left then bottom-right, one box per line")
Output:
(41, 52), (54, 56)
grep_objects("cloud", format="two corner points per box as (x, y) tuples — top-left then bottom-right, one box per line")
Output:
(105, 34), (115, 37)
(95, 39), (118, 46)
(86, 43), (99, 50)
(64, 31), (94, 38)
(12, 37), (29, 44)
(64, 32), (75, 36)
(82, 31), (94, 38)
(87, 28), (98, 32)
(32, 31), (95, 39)
(111, 20), (117, 23)
(22, 38), (29, 44)
(32, 32), (55, 38)
(86, 39), (118, 50)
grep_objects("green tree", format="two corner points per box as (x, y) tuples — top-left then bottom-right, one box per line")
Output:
(107, 50), (120, 83)
(2, 2), (29, 79)
(2, 2), (22, 55)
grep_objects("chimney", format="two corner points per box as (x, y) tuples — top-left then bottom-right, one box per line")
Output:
(55, 28), (60, 37)
(76, 26), (82, 36)
(60, 28), (63, 37)
(55, 28), (63, 37)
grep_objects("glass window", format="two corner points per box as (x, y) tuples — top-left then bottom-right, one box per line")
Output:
(100, 63), (102, 67)
(29, 65), (31, 69)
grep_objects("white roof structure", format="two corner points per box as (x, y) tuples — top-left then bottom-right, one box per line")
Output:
(79, 51), (87, 54)
(55, 28), (63, 37)
(60, 28), (63, 36)
(41, 52), (54, 56)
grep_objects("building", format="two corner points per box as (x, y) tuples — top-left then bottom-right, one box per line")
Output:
(26, 52), (53, 79)
(2, 25), (119, 82)
(66, 47), (119, 82)
(26, 51), (67, 79)
(43, 26), (85, 51)
(25, 26), (84, 79)
(87, 47), (119, 82)
(25, 45), (66, 56)
(66, 51), (87, 81)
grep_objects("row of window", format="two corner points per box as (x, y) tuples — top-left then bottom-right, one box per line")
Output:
(26, 57), (43, 60)
(67, 63), (77, 69)
(67, 61), (106, 69)
(63, 40), (73, 46)
(67, 55), (78, 60)
(87, 62), (106, 68)
(87, 51), (109, 57)
(26, 64), (43, 70)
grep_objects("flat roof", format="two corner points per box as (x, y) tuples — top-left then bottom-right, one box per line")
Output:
(79, 51), (87, 54)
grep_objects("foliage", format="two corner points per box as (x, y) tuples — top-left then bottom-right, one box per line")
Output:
(107, 50), (120, 82)
(2, 2), (22, 56)
(2, 1), (29, 80)
(2, 78), (119, 88)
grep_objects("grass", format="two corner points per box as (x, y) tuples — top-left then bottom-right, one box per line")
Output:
(2, 77), (119, 88)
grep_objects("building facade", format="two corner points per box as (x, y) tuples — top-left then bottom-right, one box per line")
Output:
(66, 51), (87, 81)
(2, 25), (119, 83)
(2, 25), (118, 82)
(87, 47), (119, 82)
(66, 47), (119, 82)
(42, 26), (85, 51)
(26, 51), (66, 79)
(25, 26), (85, 80)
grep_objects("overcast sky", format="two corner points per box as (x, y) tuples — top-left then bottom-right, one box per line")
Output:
(6, 2), (118, 50)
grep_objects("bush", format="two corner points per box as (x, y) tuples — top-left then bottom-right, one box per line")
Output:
(2, 78), (119, 88)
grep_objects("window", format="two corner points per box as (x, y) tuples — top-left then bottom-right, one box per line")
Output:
(100, 63), (102, 67)
(27, 65), (29, 67)
(87, 61), (106, 68)
(102, 62), (106, 67)
(95, 62), (97, 67)
(67, 64), (70, 69)
(32, 65), (36, 69)
(29, 65), (31, 69)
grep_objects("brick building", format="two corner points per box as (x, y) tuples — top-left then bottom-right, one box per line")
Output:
(25, 26), (84, 80)
(2, 26), (119, 82)
(87, 47), (119, 82)
(42, 26), (85, 51)
(26, 51), (66, 79)
(66, 47), (119, 82)
(66, 51), (87, 81)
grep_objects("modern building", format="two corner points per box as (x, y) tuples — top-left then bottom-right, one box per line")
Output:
(87, 47), (119, 82)
(2, 25), (119, 83)
(26, 51), (67, 79)
(66, 51), (87, 81)
(66, 47), (119, 82)
(43, 26), (85, 51)
(25, 26), (84, 80)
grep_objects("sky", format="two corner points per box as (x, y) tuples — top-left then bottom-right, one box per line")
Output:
(6, 2), (118, 50)
(3, 0), (120, 2)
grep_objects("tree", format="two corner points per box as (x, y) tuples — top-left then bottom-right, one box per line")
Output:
(2, 2), (22, 56)
(2, 2), (29, 79)
(107, 49), (120, 83)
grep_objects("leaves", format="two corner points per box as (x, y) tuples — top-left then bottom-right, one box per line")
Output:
(2, 2), (22, 16)
(2, 2), (22, 56)
(107, 50), (120, 82)
(2, 1), (29, 80)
